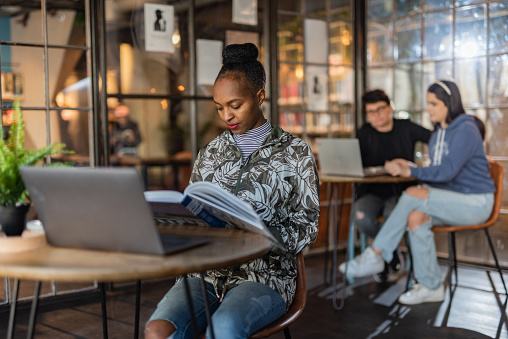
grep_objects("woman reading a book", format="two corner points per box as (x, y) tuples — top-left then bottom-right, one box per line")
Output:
(145, 43), (320, 339)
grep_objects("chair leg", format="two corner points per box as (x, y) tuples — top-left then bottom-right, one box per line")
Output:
(405, 233), (414, 291)
(451, 232), (458, 285)
(283, 327), (292, 339)
(447, 233), (454, 296)
(484, 229), (508, 295)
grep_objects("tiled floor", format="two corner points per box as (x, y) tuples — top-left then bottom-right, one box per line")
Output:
(0, 251), (507, 339)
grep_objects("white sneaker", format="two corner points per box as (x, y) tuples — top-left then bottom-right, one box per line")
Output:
(398, 283), (445, 305)
(338, 247), (385, 278)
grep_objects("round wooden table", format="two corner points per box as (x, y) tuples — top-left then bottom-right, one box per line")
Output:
(0, 227), (272, 339)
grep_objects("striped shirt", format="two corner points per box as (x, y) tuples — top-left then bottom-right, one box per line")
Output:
(233, 120), (271, 163)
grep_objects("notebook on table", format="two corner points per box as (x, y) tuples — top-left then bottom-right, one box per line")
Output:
(315, 138), (388, 177)
(20, 166), (208, 256)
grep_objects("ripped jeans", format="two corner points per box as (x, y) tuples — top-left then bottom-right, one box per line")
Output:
(147, 278), (286, 339)
(372, 187), (494, 290)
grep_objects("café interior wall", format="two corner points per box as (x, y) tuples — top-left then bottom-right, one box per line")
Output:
(9, 10), (76, 150)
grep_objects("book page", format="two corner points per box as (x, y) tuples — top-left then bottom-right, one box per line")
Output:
(183, 182), (284, 250)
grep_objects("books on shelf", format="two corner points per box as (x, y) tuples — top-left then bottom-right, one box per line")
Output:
(144, 181), (283, 250)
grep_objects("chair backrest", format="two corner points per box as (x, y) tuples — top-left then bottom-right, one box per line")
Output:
(432, 159), (503, 233)
(249, 251), (307, 339)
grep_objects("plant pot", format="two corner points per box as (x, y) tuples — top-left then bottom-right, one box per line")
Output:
(0, 204), (30, 236)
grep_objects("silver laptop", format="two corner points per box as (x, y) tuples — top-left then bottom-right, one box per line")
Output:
(316, 138), (387, 177)
(20, 166), (208, 255)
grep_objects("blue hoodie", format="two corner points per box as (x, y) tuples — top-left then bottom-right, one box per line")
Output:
(410, 114), (495, 194)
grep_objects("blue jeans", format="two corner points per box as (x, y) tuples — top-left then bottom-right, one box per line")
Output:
(372, 187), (494, 290)
(354, 194), (399, 239)
(148, 278), (286, 339)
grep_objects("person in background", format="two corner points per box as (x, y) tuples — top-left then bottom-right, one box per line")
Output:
(354, 89), (431, 281)
(110, 104), (142, 155)
(340, 80), (495, 305)
(144, 43), (320, 339)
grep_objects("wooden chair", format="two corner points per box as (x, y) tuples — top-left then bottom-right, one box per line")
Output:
(408, 160), (507, 294)
(250, 252), (307, 339)
(200, 252), (307, 339)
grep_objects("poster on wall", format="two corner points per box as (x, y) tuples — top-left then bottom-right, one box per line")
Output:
(306, 66), (328, 111)
(144, 3), (175, 53)
(232, 0), (258, 26)
(197, 39), (223, 86)
(304, 19), (328, 64)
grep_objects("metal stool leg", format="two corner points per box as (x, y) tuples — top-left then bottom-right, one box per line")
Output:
(199, 274), (215, 339)
(26, 281), (41, 339)
(7, 278), (20, 339)
(485, 229), (508, 294)
(182, 277), (200, 339)
(134, 281), (141, 339)
(99, 283), (109, 339)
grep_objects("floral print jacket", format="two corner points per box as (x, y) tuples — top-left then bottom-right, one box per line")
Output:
(188, 125), (320, 308)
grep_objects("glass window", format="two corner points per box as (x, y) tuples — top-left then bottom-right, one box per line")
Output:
(488, 108), (508, 156)
(47, 4), (86, 47)
(278, 15), (304, 62)
(488, 55), (508, 106)
(279, 63), (304, 106)
(424, 10), (453, 60)
(455, 5), (486, 58)
(105, 3), (189, 96)
(368, 0), (393, 20)
(455, 57), (487, 107)
(394, 63), (422, 111)
(0, 8), (43, 44)
(455, 0), (483, 6)
(395, 15), (422, 62)
(279, 110), (304, 136)
(330, 21), (353, 65)
(395, 0), (421, 17)
(50, 109), (89, 157)
(368, 67), (394, 95)
(367, 21), (393, 65)
(1, 45), (46, 108)
(306, 0), (327, 17)
(331, 0), (352, 21)
(422, 60), (453, 90)
(423, 0), (453, 10)
(197, 99), (225, 150)
(489, 1), (508, 54)
(330, 66), (354, 106)
(49, 48), (90, 109)
(279, 0), (302, 13)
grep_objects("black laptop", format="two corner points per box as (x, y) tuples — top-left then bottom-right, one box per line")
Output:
(20, 166), (208, 255)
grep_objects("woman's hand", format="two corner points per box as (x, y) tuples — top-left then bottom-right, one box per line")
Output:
(385, 159), (412, 177)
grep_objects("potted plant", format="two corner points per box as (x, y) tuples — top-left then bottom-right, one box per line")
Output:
(0, 99), (70, 236)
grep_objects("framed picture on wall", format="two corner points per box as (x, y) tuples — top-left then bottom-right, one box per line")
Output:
(1, 72), (23, 101)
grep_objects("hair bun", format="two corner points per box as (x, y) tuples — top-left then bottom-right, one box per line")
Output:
(222, 43), (259, 64)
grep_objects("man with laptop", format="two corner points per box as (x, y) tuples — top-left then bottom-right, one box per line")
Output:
(355, 89), (431, 281)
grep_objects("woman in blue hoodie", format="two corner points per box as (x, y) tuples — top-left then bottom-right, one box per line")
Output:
(339, 80), (495, 305)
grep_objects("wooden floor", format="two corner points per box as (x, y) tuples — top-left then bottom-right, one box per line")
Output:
(0, 251), (507, 339)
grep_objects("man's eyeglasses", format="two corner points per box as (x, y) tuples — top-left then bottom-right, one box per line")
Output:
(366, 105), (388, 115)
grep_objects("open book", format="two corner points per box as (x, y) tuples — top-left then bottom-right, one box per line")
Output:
(144, 181), (283, 250)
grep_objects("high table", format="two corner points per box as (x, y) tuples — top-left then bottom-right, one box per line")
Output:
(319, 174), (417, 310)
(0, 226), (272, 339)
